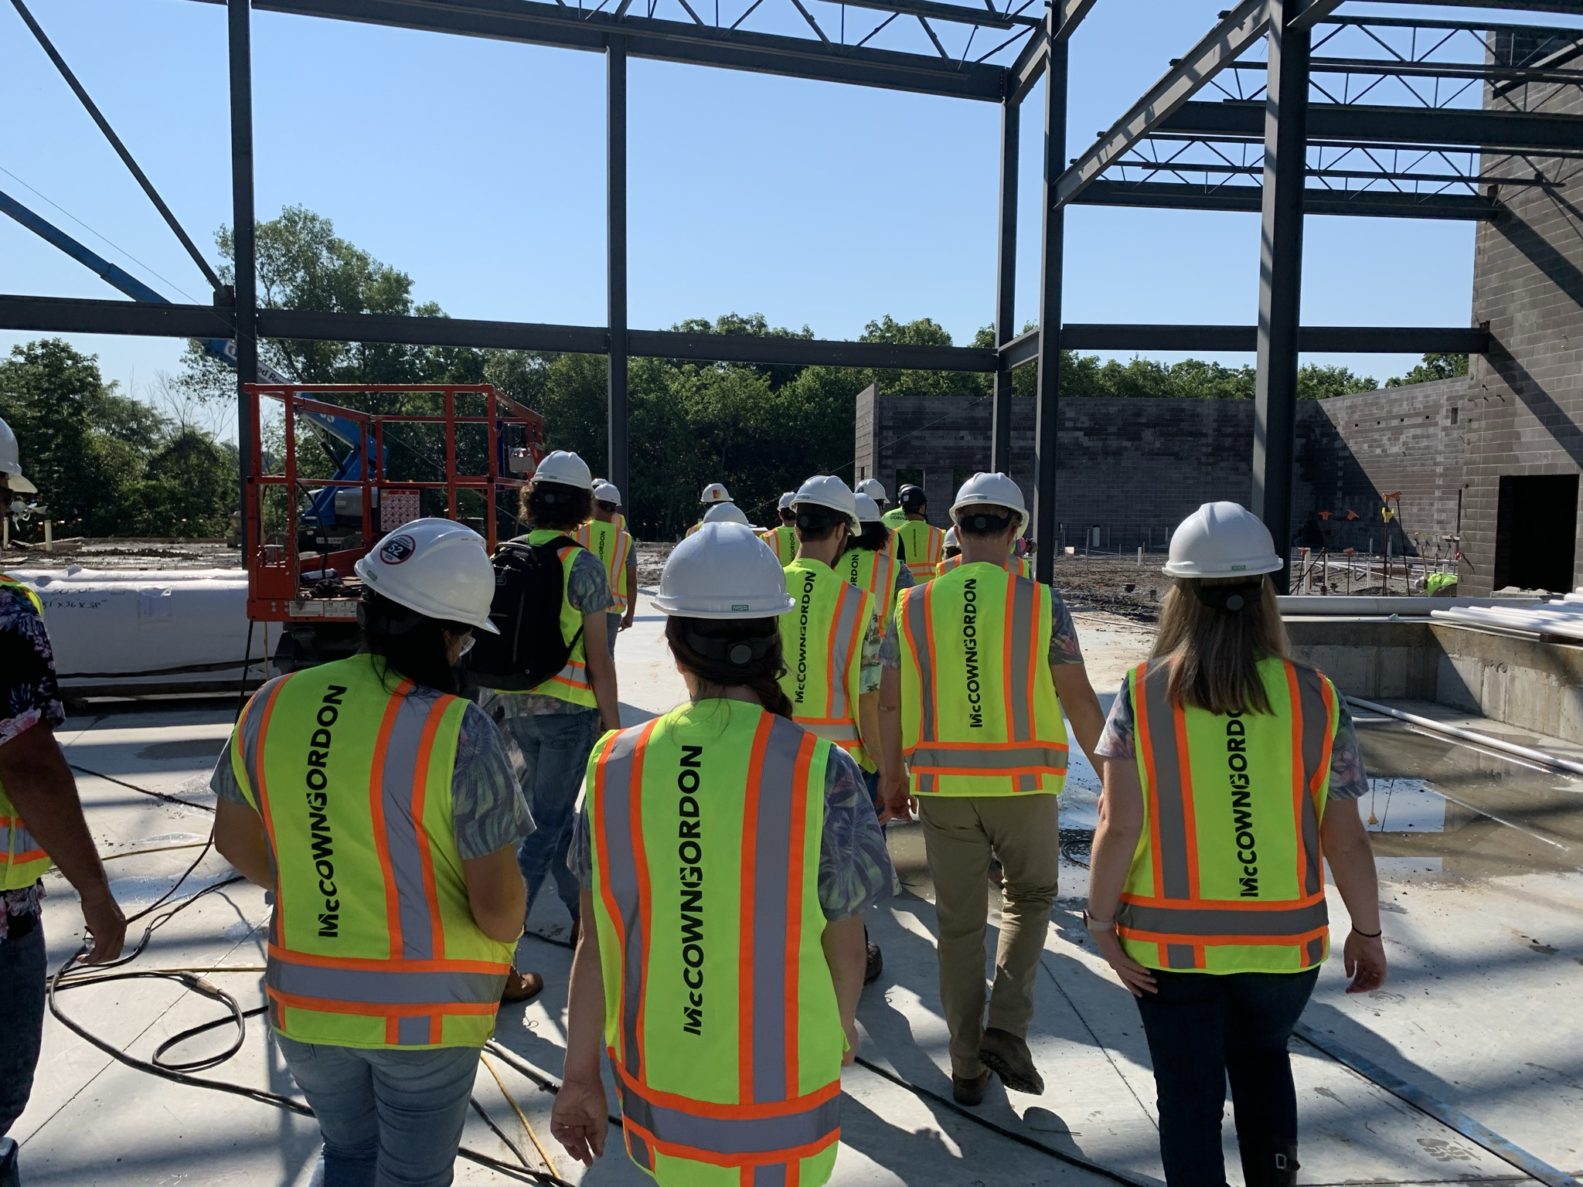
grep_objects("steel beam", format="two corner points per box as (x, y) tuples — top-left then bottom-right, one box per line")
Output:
(1252, 3), (1309, 594)
(991, 322), (1490, 363)
(0, 295), (236, 338)
(1007, 20), (1047, 105)
(1163, 101), (1583, 153)
(259, 310), (608, 353)
(184, 0), (1006, 100)
(1033, 35), (1067, 579)
(229, 0), (258, 566)
(991, 98), (1019, 473)
(1056, 0), (1102, 43)
(607, 42), (629, 504)
(1378, 0), (1583, 13)
(816, 0), (1040, 30)
(1074, 180), (1499, 220)
(630, 329), (995, 370)
(1053, 0), (1271, 207)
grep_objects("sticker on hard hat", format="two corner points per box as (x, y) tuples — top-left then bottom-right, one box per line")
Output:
(731, 603), (749, 612)
(379, 534), (418, 565)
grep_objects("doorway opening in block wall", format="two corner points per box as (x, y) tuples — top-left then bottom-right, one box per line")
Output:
(1492, 473), (1578, 593)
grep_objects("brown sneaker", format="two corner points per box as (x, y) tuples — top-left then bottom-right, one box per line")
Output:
(979, 1027), (1044, 1095)
(952, 1070), (990, 1106)
(500, 968), (544, 1004)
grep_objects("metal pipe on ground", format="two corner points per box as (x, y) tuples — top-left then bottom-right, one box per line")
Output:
(1346, 695), (1583, 777)
(1277, 595), (1542, 616)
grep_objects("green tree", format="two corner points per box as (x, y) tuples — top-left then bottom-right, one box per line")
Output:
(1386, 352), (1469, 387)
(1297, 363), (1378, 400)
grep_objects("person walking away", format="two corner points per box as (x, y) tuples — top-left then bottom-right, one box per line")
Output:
(703, 503), (752, 528)
(1083, 501), (1387, 1187)
(685, 481), (736, 537)
(882, 472), (1105, 1105)
(891, 484), (944, 581)
(939, 526), (1033, 578)
(0, 417), (126, 1187)
(856, 478), (890, 520)
(479, 451), (621, 990)
(574, 481), (637, 654)
(781, 477), (897, 986)
(212, 518), (532, 1187)
(844, 494), (912, 641)
(760, 491), (799, 565)
(549, 522), (892, 1184)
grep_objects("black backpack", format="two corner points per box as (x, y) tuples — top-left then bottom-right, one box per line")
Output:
(466, 536), (583, 692)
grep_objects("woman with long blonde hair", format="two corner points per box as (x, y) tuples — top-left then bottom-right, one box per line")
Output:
(1084, 502), (1386, 1187)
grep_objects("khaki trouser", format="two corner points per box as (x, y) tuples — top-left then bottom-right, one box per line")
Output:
(919, 794), (1060, 1078)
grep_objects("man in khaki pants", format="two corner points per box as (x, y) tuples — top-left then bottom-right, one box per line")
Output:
(882, 473), (1103, 1105)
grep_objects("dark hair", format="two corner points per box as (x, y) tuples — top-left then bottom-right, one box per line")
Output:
(359, 590), (471, 695)
(778, 508), (797, 524)
(520, 480), (593, 531)
(665, 616), (793, 719)
(956, 506), (1016, 539)
(848, 521), (891, 552)
(794, 507), (844, 544)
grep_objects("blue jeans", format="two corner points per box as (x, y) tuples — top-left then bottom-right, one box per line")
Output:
(605, 612), (622, 657)
(504, 710), (601, 923)
(1133, 968), (1319, 1187)
(275, 1035), (481, 1187)
(0, 915), (45, 1139)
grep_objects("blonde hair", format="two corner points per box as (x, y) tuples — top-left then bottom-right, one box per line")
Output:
(1150, 576), (1289, 715)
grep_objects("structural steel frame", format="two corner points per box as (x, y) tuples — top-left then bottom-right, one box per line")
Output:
(2, 0), (1580, 586)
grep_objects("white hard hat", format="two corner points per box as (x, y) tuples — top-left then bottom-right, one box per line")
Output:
(856, 478), (888, 504)
(533, 450), (592, 490)
(777, 491), (796, 512)
(353, 518), (500, 633)
(703, 502), (750, 527)
(653, 523), (796, 619)
(700, 482), (732, 505)
(1164, 502), (1282, 578)
(944, 526), (959, 550)
(950, 472), (1028, 535)
(854, 493), (883, 526)
(793, 475), (860, 533)
(594, 481), (622, 505)
(0, 417), (37, 495)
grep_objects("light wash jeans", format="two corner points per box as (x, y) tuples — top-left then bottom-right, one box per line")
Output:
(503, 709), (601, 923)
(275, 1035), (480, 1187)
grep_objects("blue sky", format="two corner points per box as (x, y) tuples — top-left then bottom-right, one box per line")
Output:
(4, 0), (1576, 419)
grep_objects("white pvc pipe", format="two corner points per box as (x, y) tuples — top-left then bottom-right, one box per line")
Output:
(1346, 695), (1583, 777)
(1278, 595), (1543, 617)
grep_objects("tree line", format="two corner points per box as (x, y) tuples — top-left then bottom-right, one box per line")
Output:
(2, 206), (1462, 541)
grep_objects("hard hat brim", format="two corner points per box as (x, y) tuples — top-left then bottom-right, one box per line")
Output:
(651, 593), (796, 618)
(949, 499), (1028, 536)
(1162, 557), (1282, 579)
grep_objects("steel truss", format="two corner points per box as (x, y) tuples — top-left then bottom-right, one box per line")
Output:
(0, 0), (1577, 582)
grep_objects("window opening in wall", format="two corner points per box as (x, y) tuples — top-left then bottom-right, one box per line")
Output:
(1493, 474), (1579, 593)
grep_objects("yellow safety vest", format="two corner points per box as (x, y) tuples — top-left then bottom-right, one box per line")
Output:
(880, 507), (908, 530)
(939, 554), (1034, 580)
(522, 530), (598, 709)
(1118, 656), (1340, 975)
(897, 562), (1068, 797)
(0, 575), (52, 891)
(842, 536), (902, 637)
(229, 654), (512, 1048)
(587, 700), (843, 1187)
(895, 519), (944, 581)
(575, 519), (634, 613)
(759, 525), (798, 567)
(779, 559), (874, 771)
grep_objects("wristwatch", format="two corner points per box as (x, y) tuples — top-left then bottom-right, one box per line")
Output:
(1083, 911), (1116, 933)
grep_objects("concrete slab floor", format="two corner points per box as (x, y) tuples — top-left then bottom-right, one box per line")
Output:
(14, 601), (1581, 1186)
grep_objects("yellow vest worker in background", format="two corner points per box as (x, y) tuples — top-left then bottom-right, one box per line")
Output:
(891, 483), (944, 580)
(759, 490), (799, 565)
(685, 481), (735, 538)
(0, 417), (126, 1187)
(481, 451), (621, 1000)
(1084, 502), (1387, 1187)
(551, 523), (893, 1185)
(576, 481), (638, 653)
(213, 518), (534, 1187)
(846, 493), (913, 637)
(885, 472), (1105, 1106)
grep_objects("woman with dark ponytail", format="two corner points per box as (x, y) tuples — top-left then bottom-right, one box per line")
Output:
(551, 523), (892, 1186)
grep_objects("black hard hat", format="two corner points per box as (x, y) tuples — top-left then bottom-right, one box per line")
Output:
(899, 484), (927, 512)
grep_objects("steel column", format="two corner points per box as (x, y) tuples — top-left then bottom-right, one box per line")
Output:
(991, 97), (1020, 474)
(607, 40), (629, 501)
(228, 0), (258, 565)
(1251, 4), (1311, 594)
(1033, 35), (1066, 583)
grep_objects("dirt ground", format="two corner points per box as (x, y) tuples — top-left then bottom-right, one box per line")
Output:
(0, 538), (241, 570)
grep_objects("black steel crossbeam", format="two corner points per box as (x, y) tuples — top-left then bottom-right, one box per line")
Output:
(1161, 100), (1583, 153)
(183, 0), (1008, 100)
(815, 0), (1039, 30)
(1077, 180), (1500, 219)
(995, 323), (1491, 362)
(1113, 158), (1547, 188)
(1377, 0), (1583, 14)
(1244, 56), (1583, 85)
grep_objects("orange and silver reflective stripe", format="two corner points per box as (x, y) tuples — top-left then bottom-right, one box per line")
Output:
(1127, 659), (1200, 967)
(900, 584), (938, 794)
(265, 947), (507, 1006)
(821, 584), (867, 726)
(1005, 576), (1039, 792)
(1112, 898), (1328, 939)
(907, 743), (1068, 775)
(0, 817), (45, 866)
(1288, 663), (1334, 964)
